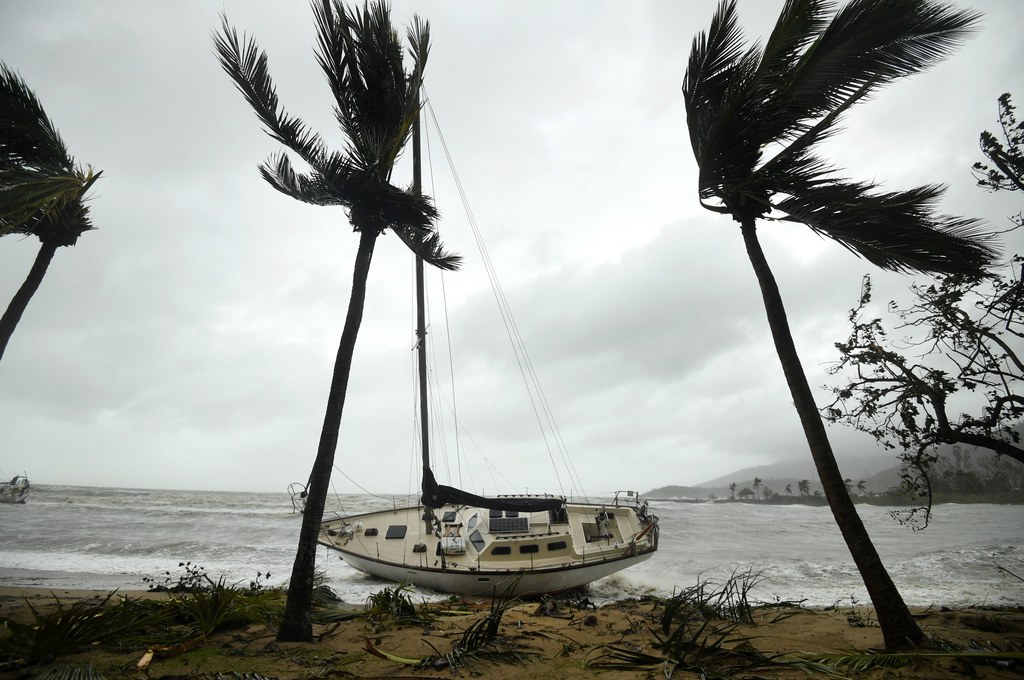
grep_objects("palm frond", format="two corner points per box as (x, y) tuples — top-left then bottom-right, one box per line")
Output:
(775, 182), (999, 274)
(683, 1), (750, 168)
(0, 63), (73, 173)
(393, 224), (461, 271)
(781, 0), (980, 128)
(214, 15), (326, 167)
(258, 152), (346, 206)
(801, 648), (1024, 671)
(752, 78), (873, 192)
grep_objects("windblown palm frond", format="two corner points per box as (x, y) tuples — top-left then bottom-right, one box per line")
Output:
(0, 64), (100, 243)
(213, 19), (326, 167)
(776, 183), (994, 273)
(683, 0), (998, 275)
(0, 64), (72, 172)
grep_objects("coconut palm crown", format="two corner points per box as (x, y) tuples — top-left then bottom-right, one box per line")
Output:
(215, 0), (459, 270)
(684, 0), (998, 273)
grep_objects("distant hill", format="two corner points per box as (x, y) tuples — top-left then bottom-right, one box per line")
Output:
(646, 453), (892, 499)
(646, 443), (1017, 500)
(640, 484), (707, 500)
(697, 454), (891, 489)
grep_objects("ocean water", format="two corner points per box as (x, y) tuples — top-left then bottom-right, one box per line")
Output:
(1, 485), (1021, 608)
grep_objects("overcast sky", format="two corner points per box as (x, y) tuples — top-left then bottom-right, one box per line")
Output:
(1, 1), (1021, 496)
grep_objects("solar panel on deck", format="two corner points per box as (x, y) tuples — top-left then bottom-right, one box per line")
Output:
(489, 516), (529, 533)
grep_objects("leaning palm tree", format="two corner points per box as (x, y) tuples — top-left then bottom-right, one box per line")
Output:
(215, 0), (459, 642)
(0, 63), (101, 364)
(683, 0), (998, 648)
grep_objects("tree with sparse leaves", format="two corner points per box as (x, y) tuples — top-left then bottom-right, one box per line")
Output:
(215, 0), (459, 643)
(0, 63), (101, 365)
(825, 262), (1022, 525)
(973, 92), (1022, 226)
(682, 0), (999, 648)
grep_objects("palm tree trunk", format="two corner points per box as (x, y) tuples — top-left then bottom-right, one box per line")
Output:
(739, 218), (923, 648)
(0, 241), (58, 364)
(277, 228), (377, 642)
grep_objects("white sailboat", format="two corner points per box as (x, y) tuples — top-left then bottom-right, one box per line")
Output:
(318, 99), (659, 598)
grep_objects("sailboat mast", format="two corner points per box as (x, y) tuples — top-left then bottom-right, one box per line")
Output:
(413, 103), (432, 517)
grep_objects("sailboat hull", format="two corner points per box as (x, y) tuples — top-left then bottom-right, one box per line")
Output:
(320, 497), (658, 597)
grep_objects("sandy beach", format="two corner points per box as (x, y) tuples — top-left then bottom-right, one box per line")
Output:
(1, 582), (1021, 679)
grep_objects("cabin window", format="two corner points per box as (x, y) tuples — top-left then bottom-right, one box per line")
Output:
(519, 544), (539, 554)
(505, 510), (519, 518)
(413, 542), (427, 553)
(442, 511), (457, 523)
(489, 509), (503, 519)
(468, 514), (478, 530)
(547, 541), (568, 551)
(364, 528), (379, 537)
(491, 546), (511, 555)
(549, 507), (568, 524)
(468, 529), (485, 552)
(385, 525), (407, 540)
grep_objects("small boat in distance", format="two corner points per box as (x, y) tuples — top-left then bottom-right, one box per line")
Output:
(0, 475), (30, 504)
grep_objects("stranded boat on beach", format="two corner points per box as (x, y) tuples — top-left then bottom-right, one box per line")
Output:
(0, 475), (30, 504)
(320, 489), (658, 597)
(317, 82), (658, 597)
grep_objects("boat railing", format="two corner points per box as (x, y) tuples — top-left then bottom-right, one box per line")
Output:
(612, 490), (646, 508)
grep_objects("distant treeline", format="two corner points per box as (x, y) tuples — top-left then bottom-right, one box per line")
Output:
(718, 491), (1024, 506)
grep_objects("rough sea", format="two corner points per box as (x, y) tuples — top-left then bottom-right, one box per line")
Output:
(1, 485), (1021, 608)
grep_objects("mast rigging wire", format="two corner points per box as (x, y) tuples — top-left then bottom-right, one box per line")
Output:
(422, 91), (589, 502)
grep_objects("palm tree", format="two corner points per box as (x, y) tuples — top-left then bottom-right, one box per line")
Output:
(729, 481), (737, 499)
(682, 0), (998, 648)
(0, 63), (101, 364)
(857, 480), (868, 495)
(798, 479), (810, 496)
(752, 476), (762, 500)
(785, 483), (793, 496)
(215, 0), (459, 642)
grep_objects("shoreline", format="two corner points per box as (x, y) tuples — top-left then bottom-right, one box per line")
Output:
(1, 584), (1021, 679)
(0, 567), (150, 593)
